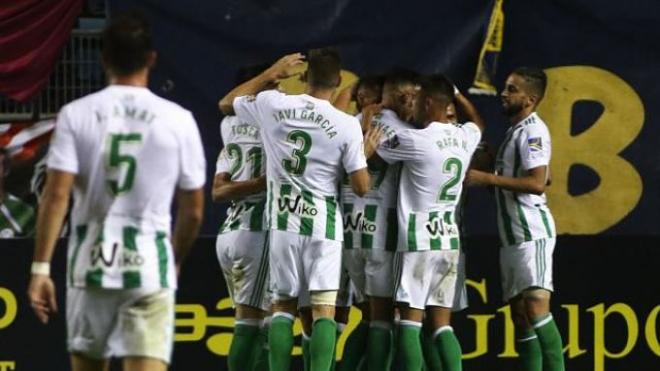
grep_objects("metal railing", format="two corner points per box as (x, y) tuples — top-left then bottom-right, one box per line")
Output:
(0, 29), (105, 122)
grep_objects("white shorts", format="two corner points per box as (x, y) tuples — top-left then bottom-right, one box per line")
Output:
(343, 249), (394, 302)
(67, 288), (174, 363)
(452, 250), (468, 312)
(335, 265), (354, 307)
(269, 230), (342, 305)
(216, 230), (270, 311)
(394, 250), (459, 310)
(500, 238), (555, 301)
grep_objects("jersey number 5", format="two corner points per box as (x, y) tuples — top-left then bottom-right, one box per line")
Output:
(283, 130), (312, 176)
(107, 133), (142, 195)
(438, 157), (463, 202)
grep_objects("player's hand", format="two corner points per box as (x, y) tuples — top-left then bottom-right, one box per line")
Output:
(363, 126), (384, 159)
(266, 53), (305, 80)
(465, 169), (492, 187)
(27, 275), (58, 324)
(360, 103), (382, 132)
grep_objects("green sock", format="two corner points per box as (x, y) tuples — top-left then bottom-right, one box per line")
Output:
(339, 321), (369, 371)
(228, 322), (260, 371)
(422, 330), (442, 371)
(269, 314), (295, 371)
(516, 328), (542, 371)
(311, 318), (338, 371)
(303, 333), (312, 371)
(251, 321), (270, 371)
(398, 321), (424, 371)
(433, 326), (462, 371)
(533, 314), (565, 371)
(367, 321), (393, 371)
(331, 324), (344, 371)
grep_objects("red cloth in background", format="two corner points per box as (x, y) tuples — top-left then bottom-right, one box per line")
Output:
(0, 0), (83, 102)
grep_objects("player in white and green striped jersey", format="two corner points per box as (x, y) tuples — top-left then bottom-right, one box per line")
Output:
(220, 49), (380, 371)
(377, 75), (484, 371)
(28, 13), (206, 371)
(340, 70), (418, 371)
(213, 65), (273, 371)
(467, 67), (565, 371)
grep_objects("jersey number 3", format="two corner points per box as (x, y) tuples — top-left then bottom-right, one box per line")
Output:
(283, 130), (312, 176)
(107, 133), (142, 195)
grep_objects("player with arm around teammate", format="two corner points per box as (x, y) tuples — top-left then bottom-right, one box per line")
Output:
(375, 75), (485, 371)
(219, 48), (381, 371)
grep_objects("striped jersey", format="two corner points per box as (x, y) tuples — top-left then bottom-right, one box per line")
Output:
(0, 194), (35, 237)
(377, 122), (481, 252)
(233, 90), (367, 241)
(495, 112), (555, 247)
(341, 109), (412, 251)
(216, 115), (267, 233)
(47, 85), (206, 290)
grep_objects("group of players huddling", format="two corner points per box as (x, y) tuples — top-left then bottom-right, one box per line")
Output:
(27, 13), (565, 371)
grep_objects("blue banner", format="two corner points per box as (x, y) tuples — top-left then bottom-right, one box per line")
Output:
(106, 0), (660, 236)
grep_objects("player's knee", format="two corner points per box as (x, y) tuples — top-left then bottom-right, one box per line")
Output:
(522, 289), (551, 319)
(235, 304), (266, 320)
(310, 290), (337, 306)
(369, 296), (394, 322)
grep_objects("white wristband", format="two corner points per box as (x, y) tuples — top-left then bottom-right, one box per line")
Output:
(31, 262), (51, 276)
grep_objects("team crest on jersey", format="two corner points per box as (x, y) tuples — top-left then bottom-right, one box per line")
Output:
(528, 137), (543, 152)
(305, 102), (315, 110)
(245, 95), (256, 102)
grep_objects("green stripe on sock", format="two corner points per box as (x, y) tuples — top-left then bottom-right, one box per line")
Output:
(69, 224), (88, 286)
(310, 318), (337, 371)
(407, 214), (418, 251)
(156, 231), (168, 288)
(269, 316), (295, 371)
(325, 196), (337, 240)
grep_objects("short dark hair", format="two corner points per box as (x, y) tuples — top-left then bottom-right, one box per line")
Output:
(420, 74), (454, 105)
(102, 12), (153, 76)
(512, 66), (547, 100)
(355, 75), (384, 95)
(383, 68), (420, 93)
(306, 47), (341, 89)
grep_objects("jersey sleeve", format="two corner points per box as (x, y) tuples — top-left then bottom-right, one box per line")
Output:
(459, 121), (483, 155)
(215, 117), (232, 175)
(232, 90), (283, 128)
(518, 124), (551, 170)
(178, 112), (207, 190)
(47, 105), (79, 174)
(376, 129), (418, 164)
(342, 118), (368, 173)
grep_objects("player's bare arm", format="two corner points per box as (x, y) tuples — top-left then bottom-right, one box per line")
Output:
(219, 53), (305, 115)
(212, 172), (266, 202)
(172, 188), (204, 275)
(455, 91), (486, 132)
(28, 169), (74, 324)
(466, 165), (547, 195)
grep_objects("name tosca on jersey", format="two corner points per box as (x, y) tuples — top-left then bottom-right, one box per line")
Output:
(233, 90), (367, 241)
(47, 86), (206, 290)
(495, 112), (556, 247)
(377, 121), (481, 252)
(341, 109), (412, 251)
(216, 115), (267, 234)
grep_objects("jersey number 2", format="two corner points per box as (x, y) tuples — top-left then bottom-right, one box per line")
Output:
(107, 133), (142, 195)
(226, 144), (263, 178)
(438, 157), (463, 202)
(283, 130), (312, 176)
